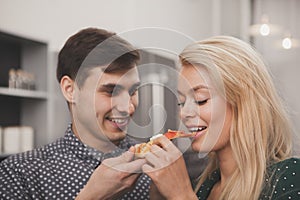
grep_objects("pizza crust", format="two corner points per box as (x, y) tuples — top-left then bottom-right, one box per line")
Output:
(134, 130), (196, 158)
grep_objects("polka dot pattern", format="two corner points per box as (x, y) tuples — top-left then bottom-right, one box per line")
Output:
(0, 124), (150, 199)
(196, 158), (300, 199)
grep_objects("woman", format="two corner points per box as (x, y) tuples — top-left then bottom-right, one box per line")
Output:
(142, 36), (300, 200)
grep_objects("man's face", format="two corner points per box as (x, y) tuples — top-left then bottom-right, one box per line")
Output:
(72, 66), (140, 150)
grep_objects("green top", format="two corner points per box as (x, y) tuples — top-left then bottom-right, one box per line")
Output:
(196, 157), (300, 199)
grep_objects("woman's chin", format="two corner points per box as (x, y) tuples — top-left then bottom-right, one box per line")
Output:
(191, 140), (202, 152)
(191, 140), (212, 153)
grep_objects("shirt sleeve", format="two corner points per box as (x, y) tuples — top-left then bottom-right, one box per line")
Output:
(0, 160), (29, 199)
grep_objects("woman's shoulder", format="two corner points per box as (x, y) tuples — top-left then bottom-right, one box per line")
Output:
(265, 157), (300, 199)
(268, 157), (300, 182)
(270, 157), (300, 172)
(280, 157), (299, 165)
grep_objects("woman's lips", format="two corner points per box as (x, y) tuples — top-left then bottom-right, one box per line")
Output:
(194, 130), (206, 138)
(187, 126), (207, 139)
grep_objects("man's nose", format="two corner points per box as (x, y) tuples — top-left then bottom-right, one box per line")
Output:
(113, 93), (135, 115)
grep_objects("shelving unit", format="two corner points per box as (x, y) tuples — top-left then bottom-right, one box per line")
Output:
(0, 87), (47, 99)
(0, 30), (180, 158)
(0, 30), (48, 152)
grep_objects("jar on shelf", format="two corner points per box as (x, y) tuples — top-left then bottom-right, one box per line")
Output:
(8, 68), (17, 88)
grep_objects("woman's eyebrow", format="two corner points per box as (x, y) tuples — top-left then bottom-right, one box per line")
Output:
(192, 84), (209, 92)
(177, 84), (210, 96)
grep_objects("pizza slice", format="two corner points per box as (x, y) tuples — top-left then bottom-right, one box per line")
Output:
(164, 129), (196, 140)
(134, 129), (196, 158)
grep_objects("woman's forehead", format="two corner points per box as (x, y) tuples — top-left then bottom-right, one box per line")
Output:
(178, 65), (211, 89)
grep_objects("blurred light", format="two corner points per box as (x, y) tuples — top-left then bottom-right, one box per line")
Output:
(249, 14), (282, 37)
(260, 24), (270, 36)
(282, 37), (292, 49)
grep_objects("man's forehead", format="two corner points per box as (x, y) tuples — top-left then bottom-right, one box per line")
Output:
(96, 67), (140, 85)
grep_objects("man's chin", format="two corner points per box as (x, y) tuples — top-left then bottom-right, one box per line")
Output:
(107, 131), (127, 144)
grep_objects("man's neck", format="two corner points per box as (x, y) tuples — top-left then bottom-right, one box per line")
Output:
(71, 123), (120, 153)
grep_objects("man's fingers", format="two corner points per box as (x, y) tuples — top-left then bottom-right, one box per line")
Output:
(128, 146), (135, 153)
(142, 163), (155, 173)
(117, 158), (147, 173)
(120, 150), (135, 162)
(103, 150), (134, 167)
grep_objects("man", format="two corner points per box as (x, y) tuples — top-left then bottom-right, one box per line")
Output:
(0, 28), (150, 199)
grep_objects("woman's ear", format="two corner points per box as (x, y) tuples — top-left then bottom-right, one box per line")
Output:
(60, 76), (76, 103)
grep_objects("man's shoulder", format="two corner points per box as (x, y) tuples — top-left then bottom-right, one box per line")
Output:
(1, 136), (66, 169)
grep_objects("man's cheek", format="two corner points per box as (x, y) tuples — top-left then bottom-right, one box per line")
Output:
(132, 95), (139, 108)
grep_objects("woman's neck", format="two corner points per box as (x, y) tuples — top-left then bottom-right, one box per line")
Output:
(216, 144), (237, 188)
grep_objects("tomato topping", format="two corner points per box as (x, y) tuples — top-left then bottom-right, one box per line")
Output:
(164, 130), (180, 139)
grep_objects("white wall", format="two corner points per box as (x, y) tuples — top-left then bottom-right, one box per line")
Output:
(252, 0), (300, 155)
(0, 0), (250, 57)
(0, 0), (221, 51)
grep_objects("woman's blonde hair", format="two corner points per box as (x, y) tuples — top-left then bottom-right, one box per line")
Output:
(179, 36), (293, 200)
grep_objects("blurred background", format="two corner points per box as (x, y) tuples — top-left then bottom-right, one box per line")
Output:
(0, 0), (299, 161)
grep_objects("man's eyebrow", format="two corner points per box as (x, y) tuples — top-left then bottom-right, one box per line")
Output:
(99, 83), (124, 90)
(130, 82), (141, 89)
(98, 82), (141, 91)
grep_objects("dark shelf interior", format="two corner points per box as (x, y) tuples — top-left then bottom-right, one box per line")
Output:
(0, 37), (21, 87)
(0, 95), (21, 126)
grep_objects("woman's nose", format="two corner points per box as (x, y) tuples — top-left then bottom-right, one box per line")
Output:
(180, 100), (198, 120)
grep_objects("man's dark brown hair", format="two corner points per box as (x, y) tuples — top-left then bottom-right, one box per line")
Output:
(56, 27), (140, 87)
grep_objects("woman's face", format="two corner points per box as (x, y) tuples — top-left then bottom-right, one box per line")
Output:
(177, 64), (233, 153)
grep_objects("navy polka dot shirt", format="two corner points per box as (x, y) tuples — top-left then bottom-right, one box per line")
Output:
(0, 124), (150, 199)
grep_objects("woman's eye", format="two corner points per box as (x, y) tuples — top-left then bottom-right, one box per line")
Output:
(195, 99), (208, 105)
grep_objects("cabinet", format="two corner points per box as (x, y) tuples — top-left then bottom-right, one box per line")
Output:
(0, 30), (48, 154)
(128, 50), (179, 141)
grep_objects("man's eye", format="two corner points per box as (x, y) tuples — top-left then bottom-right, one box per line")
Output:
(105, 89), (113, 94)
(195, 99), (208, 105)
(105, 88), (121, 96)
(129, 88), (138, 96)
(177, 102), (185, 107)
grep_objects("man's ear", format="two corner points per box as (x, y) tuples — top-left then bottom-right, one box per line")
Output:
(60, 76), (76, 103)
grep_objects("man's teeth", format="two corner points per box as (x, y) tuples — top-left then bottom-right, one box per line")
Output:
(189, 127), (206, 132)
(110, 118), (127, 123)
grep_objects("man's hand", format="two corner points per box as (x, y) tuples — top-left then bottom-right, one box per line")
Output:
(76, 147), (146, 200)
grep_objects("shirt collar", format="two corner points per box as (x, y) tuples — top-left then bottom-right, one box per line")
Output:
(63, 123), (136, 163)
